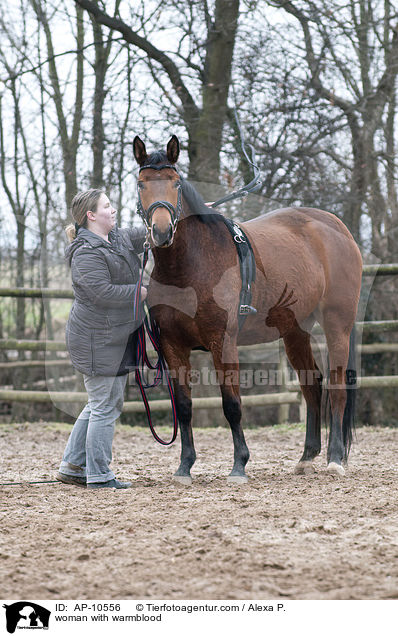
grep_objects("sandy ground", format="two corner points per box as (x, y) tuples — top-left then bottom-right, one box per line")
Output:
(1, 422), (398, 600)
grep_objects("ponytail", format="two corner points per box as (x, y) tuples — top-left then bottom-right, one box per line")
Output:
(65, 223), (77, 243)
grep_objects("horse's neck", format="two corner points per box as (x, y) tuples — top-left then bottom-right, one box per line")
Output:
(151, 216), (195, 279)
(152, 213), (224, 282)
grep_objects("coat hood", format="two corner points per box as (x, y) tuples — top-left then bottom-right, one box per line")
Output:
(65, 227), (119, 266)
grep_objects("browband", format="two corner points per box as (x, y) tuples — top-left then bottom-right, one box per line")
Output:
(139, 164), (179, 173)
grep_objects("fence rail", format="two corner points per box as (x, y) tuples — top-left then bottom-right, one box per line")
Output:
(1, 267), (397, 417)
(0, 374), (397, 410)
(0, 389), (301, 410)
(2, 330), (398, 354)
(361, 263), (398, 275)
(0, 288), (74, 299)
(0, 263), (397, 300)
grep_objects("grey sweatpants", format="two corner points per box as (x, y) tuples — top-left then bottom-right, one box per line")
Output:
(59, 374), (128, 483)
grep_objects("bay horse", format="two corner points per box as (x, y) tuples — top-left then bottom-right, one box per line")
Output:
(133, 135), (363, 485)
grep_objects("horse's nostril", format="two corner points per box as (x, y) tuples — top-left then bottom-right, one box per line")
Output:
(153, 224), (163, 239)
(152, 223), (172, 245)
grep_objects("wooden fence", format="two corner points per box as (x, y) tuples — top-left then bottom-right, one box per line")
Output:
(0, 262), (397, 415)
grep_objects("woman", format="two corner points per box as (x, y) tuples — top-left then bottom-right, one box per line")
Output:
(57, 189), (146, 489)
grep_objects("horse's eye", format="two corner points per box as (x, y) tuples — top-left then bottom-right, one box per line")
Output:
(174, 181), (181, 189)
(138, 182), (145, 190)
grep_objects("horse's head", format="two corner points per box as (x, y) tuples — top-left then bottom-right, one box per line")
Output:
(133, 135), (181, 247)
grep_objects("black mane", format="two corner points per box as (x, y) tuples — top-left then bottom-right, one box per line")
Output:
(180, 178), (224, 225)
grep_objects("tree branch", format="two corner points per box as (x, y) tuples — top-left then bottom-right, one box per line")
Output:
(270, 0), (356, 115)
(74, 0), (199, 127)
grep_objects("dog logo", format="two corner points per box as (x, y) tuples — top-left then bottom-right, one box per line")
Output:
(2, 602), (50, 633)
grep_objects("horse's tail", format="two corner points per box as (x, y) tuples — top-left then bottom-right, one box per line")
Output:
(323, 326), (357, 461)
(342, 327), (357, 459)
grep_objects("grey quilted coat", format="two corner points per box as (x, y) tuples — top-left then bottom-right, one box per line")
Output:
(65, 225), (146, 376)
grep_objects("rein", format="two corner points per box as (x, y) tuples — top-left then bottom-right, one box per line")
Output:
(133, 244), (178, 446)
(211, 108), (262, 208)
(211, 150), (262, 208)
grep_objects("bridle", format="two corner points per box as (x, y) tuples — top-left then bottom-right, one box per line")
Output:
(136, 164), (183, 238)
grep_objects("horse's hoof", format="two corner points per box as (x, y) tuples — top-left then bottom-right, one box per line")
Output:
(294, 461), (316, 475)
(173, 474), (193, 486)
(327, 462), (345, 476)
(227, 474), (248, 484)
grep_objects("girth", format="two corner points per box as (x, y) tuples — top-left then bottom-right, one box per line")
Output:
(220, 217), (257, 330)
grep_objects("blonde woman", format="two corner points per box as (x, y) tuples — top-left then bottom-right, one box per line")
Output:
(57, 189), (146, 489)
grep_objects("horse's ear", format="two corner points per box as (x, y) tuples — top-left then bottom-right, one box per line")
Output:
(166, 135), (180, 164)
(133, 136), (148, 166)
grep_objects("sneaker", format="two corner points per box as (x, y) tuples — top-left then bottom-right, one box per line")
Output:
(56, 471), (86, 487)
(87, 478), (132, 490)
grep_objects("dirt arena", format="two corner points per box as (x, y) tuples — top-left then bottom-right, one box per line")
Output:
(1, 422), (398, 600)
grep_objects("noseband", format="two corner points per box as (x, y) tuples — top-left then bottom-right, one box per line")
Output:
(136, 164), (183, 235)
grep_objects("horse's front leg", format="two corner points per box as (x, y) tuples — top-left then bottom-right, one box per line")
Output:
(211, 343), (250, 483)
(161, 342), (196, 485)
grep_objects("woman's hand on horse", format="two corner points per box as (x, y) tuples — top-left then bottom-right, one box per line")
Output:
(205, 202), (214, 207)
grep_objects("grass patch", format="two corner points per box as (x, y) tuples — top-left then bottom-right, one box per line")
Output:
(0, 421), (307, 435)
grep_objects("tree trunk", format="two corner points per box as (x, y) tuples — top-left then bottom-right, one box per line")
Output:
(90, 15), (112, 188)
(346, 121), (365, 243)
(31, 0), (84, 208)
(187, 0), (240, 183)
(75, 0), (240, 185)
(385, 86), (398, 260)
(15, 220), (26, 341)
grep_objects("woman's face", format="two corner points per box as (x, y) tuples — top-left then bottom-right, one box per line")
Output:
(89, 193), (116, 235)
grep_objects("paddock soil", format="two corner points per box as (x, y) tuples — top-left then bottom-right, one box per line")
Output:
(1, 423), (398, 600)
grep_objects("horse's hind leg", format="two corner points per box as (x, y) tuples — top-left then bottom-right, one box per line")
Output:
(211, 344), (250, 483)
(321, 308), (353, 476)
(283, 328), (322, 474)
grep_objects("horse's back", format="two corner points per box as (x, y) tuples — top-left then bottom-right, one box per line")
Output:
(242, 206), (362, 277)
(243, 206), (354, 241)
(239, 206), (362, 337)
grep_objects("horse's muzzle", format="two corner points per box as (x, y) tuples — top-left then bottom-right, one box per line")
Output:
(152, 223), (173, 247)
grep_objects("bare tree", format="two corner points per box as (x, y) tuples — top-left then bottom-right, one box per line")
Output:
(89, 0), (123, 187)
(74, 0), (240, 184)
(30, 0), (84, 209)
(269, 0), (398, 249)
(0, 80), (29, 343)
